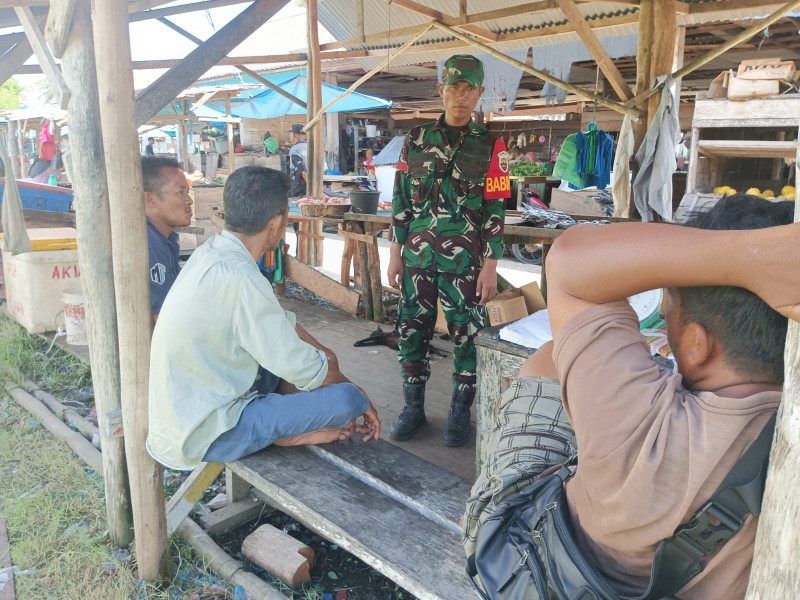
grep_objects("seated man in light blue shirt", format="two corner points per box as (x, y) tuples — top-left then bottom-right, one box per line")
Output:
(147, 166), (380, 470)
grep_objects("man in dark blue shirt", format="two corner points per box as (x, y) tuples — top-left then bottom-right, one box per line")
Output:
(142, 156), (192, 320)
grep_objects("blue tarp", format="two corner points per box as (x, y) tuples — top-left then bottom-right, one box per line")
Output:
(199, 75), (392, 120)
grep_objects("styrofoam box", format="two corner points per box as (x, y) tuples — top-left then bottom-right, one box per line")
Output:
(2, 248), (82, 334)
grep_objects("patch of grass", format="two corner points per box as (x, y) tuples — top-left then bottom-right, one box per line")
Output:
(0, 314), (241, 600)
(0, 314), (91, 395)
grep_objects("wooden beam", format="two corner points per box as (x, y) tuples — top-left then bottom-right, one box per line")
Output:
(555, 0), (633, 100)
(0, 37), (32, 86)
(60, 0), (133, 549)
(356, 0), (365, 43)
(235, 64), (306, 109)
(284, 256), (360, 315)
(0, 0), (48, 6)
(127, 48), (368, 70)
(44, 0), (77, 58)
(624, 0), (800, 109)
(379, 0), (499, 43)
(134, 0), (289, 127)
(157, 16), (204, 45)
(190, 90), (216, 111)
(745, 134), (800, 600)
(429, 21), (644, 119)
(128, 0), (250, 21)
(689, 0), (787, 14)
(225, 94), (235, 171)
(92, 0), (169, 581)
(307, 0), (323, 204)
(165, 462), (225, 534)
(648, 0), (676, 124)
(305, 23), (435, 131)
(459, 0), (468, 23)
(14, 6), (71, 109)
(319, 0), (558, 51)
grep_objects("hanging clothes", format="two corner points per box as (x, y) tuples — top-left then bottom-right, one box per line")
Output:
(633, 76), (680, 222)
(552, 134), (587, 189)
(612, 114), (634, 217)
(574, 122), (614, 189)
(39, 123), (56, 161)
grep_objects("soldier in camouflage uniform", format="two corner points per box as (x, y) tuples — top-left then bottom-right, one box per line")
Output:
(387, 54), (510, 446)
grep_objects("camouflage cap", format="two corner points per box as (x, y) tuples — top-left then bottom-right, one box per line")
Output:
(442, 54), (484, 87)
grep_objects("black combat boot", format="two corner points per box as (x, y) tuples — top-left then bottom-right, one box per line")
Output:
(442, 388), (475, 447)
(389, 382), (427, 441)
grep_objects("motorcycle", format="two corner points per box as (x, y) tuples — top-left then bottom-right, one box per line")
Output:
(508, 187), (546, 266)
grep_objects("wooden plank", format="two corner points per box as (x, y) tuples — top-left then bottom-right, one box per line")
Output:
(43, 0), (76, 58)
(14, 7), (70, 108)
(199, 497), (266, 535)
(555, 0), (633, 100)
(134, 0), (287, 126)
(336, 229), (375, 245)
(230, 446), (475, 600)
(165, 462), (225, 534)
(226, 467), (250, 504)
(308, 439), (471, 531)
(0, 515), (14, 600)
(693, 98), (800, 128)
(284, 255), (360, 316)
(697, 140), (797, 159)
(128, 0), (251, 22)
(356, 0), (365, 42)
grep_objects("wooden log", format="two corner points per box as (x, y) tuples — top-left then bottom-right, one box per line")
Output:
(92, 0), (168, 580)
(308, 219), (323, 267)
(365, 224), (384, 322)
(135, 0), (286, 126)
(306, 0), (323, 201)
(199, 497), (266, 535)
(44, 0), (76, 58)
(284, 255), (360, 316)
(165, 462), (225, 534)
(6, 384), (103, 473)
(176, 517), (287, 600)
(61, 0), (133, 551)
(242, 524), (314, 588)
(647, 0), (676, 127)
(354, 222), (373, 319)
(745, 131), (800, 600)
(0, 515), (13, 600)
(25, 380), (98, 441)
(341, 236), (356, 286)
(225, 94), (235, 172)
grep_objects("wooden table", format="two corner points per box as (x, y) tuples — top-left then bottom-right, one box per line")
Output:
(474, 330), (536, 475)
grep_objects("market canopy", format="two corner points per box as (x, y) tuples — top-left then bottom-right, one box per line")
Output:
(199, 75), (392, 120)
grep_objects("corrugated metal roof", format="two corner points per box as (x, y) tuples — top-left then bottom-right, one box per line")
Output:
(314, 0), (796, 70)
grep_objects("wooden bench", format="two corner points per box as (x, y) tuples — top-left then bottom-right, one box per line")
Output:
(226, 438), (475, 600)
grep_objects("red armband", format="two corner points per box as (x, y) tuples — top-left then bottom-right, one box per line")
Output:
(483, 138), (511, 200)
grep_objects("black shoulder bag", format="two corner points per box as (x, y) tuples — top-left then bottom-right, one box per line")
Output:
(467, 414), (776, 600)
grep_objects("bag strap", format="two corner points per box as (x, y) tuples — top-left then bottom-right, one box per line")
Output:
(634, 412), (777, 600)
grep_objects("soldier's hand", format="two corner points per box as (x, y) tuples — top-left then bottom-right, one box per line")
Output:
(476, 260), (498, 305)
(387, 253), (404, 289)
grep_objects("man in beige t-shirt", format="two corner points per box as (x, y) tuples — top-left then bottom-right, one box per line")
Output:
(465, 195), (799, 599)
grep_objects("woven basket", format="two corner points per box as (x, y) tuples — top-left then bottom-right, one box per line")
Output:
(300, 203), (350, 217)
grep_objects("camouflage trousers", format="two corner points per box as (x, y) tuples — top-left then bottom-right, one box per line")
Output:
(397, 266), (486, 392)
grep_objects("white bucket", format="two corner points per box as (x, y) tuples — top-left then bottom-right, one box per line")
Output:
(61, 291), (88, 345)
(365, 124), (378, 137)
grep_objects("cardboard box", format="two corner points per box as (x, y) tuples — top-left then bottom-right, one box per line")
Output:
(549, 188), (608, 217)
(486, 289), (529, 326)
(707, 69), (785, 100)
(520, 281), (547, 314)
(737, 58), (795, 81)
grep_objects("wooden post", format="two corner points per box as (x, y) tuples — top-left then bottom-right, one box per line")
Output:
(745, 132), (800, 600)
(629, 0), (652, 221)
(686, 126), (700, 194)
(324, 74), (339, 175)
(60, 0), (133, 548)
(92, 0), (169, 581)
(365, 223), (384, 322)
(178, 120), (188, 171)
(17, 120), (26, 173)
(6, 122), (20, 178)
(355, 222), (373, 318)
(647, 0), (676, 127)
(225, 94), (235, 172)
(306, 0), (324, 267)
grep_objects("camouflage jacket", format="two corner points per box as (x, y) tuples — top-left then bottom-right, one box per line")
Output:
(392, 115), (507, 275)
